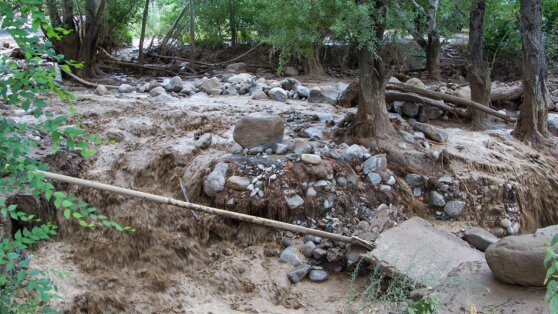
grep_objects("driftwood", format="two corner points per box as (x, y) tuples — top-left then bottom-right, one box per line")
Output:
(38, 170), (375, 250)
(386, 82), (515, 122)
(100, 48), (180, 76)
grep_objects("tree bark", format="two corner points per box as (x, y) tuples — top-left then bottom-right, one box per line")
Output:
(512, 0), (553, 143)
(138, 0), (150, 64)
(189, 0), (196, 63)
(467, 0), (491, 128)
(76, 0), (106, 77)
(425, 32), (441, 79)
(303, 46), (326, 77)
(353, 0), (394, 139)
(229, 0), (237, 48)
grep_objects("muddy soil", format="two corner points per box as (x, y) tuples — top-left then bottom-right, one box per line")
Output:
(13, 76), (554, 313)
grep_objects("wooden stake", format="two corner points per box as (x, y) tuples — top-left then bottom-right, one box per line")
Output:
(38, 171), (375, 250)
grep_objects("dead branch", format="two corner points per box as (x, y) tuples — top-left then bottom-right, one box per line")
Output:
(491, 82), (524, 103)
(61, 68), (118, 89)
(385, 91), (468, 118)
(100, 48), (180, 76)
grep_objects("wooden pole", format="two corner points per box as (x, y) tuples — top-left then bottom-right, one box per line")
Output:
(38, 171), (374, 249)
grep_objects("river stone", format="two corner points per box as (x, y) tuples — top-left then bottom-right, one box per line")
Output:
(118, 84), (135, 93)
(199, 77), (222, 95)
(429, 191), (446, 207)
(424, 107), (444, 120)
(180, 82), (196, 96)
(285, 194), (304, 209)
(309, 269), (328, 282)
(280, 78), (300, 91)
(405, 173), (426, 188)
(233, 113), (284, 148)
(149, 86), (166, 97)
(362, 217), (484, 286)
(280, 246), (306, 268)
(402, 102), (420, 118)
(363, 154), (387, 173)
(228, 73), (254, 85)
(464, 226), (498, 252)
(405, 78), (426, 89)
(195, 133), (212, 149)
(485, 234), (550, 286)
(272, 143), (288, 155)
(409, 119), (448, 143)
(308, 86), (323, 103)
(288, 264), (312, 283)
(225, 62), (247, 73)
(301, 154), (322, 165)
(549, 114), (558, 136)
(367, 173), (382, 186)
(94, 84), (108, 96)
(163, 76), (183, 92)
(344, 144), (366, 160)
(296, 85), (309, 99)
(301, 241), (316, 258)
(444, 200), (465, 218)
(203, 162), (229, 197)
(226, 176), (251, 191)
(268, 87), (288, 102)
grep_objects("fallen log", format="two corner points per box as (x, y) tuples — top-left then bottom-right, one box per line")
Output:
(37, 170), (375, 250)
(385, 91), (468, 118)
(100, 48), (180, 76)
(490, 82), (523, 103)
(386, 82), (515, 122)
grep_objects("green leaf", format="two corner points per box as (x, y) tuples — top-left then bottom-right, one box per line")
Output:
(63, 209), (70, 220)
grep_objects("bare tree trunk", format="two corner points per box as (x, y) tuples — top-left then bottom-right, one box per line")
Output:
(189, 0), (196, 63)
(46, 0), (81, 61)
(76, 0), (106, 77)
(425, 32), (441, 79)
(512, 0), (553, 143)
(160, 3), (189, 51)
(467, 0), (491, 128)
(138, 0), (150, 64)
(303, 46), (326, 77)
(229, 0), (237, 48)
(353, 0), (395, 140)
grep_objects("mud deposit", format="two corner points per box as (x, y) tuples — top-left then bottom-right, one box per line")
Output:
(20, 79), (553, 313)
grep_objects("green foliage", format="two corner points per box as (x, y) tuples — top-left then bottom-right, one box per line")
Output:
(544, 233), (558, 313)
(0, 0), (134, 311)
(101, 0), (143, 48)
(404, 294), (441, 314)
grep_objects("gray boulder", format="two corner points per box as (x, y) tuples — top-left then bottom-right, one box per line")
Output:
(225, 62), (247, 73)
(429, 191), (446, 207)
(250, 84), (269, 100)
(118, 84), (135, 93)
(179, 82), (196, 96)
(199, 77), (222, 95)
(203, 162), (229, 197)
(363, 154), (387, 173)
(402, 102), (420, 118)
(536, 224), (558, 237)
(308, 87), (323, 103)
(279, 246), (306, 267)
(464, 226), (498, 251)
(149, 86), (167, 97)
(195, 133), (212, 149)
(163, 76), (183, 92)
(486, 234), (550, 286)
(405, 78), (426, 89)
(94, 85), (108, 96)
(228, 73), (255, 85)
(404, 173), (426, 188)
(285, 194), (304, 209)
(226, 176), (251, 191)
(444, 200), (466, 218)
(233, 113), (284, 148)
(280, 78), (300, 91)
(309, 269), (328, 282)
(288, 265), (311, 283)
(268, 87), (288, 102)
(295, 85), (310, 99)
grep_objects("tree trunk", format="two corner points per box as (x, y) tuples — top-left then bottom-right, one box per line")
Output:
(303, 46), (325, 77)
(189, 0), (196, 63)
(353, 0), (394, 139)
(138, 0), (150, 64)
(46, 0), (80, 61)
(512, 0), (553, 143)
(467, 0), (491, 128)
(229, 0), (237, 48)
(425, 32), (441, 79)
(76, 0), (106, 78)
(159, 3), (189, 52)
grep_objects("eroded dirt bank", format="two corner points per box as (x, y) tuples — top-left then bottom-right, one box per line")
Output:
(15, 73), (555, 312)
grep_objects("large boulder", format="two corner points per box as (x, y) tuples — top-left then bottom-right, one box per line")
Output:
(162, 76), (183, 92)
(199, 77), (222, 96)
(485, 234), (550, 286)
(402, 102), (421, 118)
(362, 217), (484, 286)
(250, 84), (268, 100)
(280, 78), (300, 91)
(405, 78), (426, 89)
(464, 226), (498, 251)
(179, 82), (197, 96)
(268, 87), (288, 102)
(233, 113), (285, 148)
